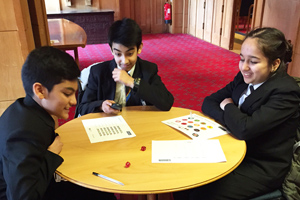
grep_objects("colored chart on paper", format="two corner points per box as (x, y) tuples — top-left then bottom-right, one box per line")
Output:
(162, 114), (228, 140)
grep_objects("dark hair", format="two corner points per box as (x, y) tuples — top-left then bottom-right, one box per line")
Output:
(244, 27), (293, 70)
(21, 46), (80, 96)
(108, 18), (142, 49)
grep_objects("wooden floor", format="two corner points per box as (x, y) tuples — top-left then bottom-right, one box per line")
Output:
(231, 32), (245, 54)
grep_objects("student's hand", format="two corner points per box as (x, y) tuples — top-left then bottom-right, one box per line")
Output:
(48, 135), (63, 155)
(220, 98), (234, 110)
(101, 100), (120, 114)
(112, 68), (134, 88)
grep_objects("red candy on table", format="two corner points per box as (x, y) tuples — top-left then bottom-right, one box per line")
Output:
(124, 146), (146, 168)
(125, 161), (131, 168)
(141, 146), (146, 151)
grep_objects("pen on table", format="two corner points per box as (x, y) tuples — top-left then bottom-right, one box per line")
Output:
(92, 172), (124, 186)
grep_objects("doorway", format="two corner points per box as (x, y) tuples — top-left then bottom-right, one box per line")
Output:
(232, 0), (254, 54)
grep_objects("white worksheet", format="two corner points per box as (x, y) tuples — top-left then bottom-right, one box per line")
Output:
(82, 116), (136, 143)
(152, 140), (227, 163)
(162, 113), (228, 140)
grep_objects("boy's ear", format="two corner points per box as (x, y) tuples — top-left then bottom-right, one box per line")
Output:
(138, 43), (143, 54)
(32, 82), (47, 99)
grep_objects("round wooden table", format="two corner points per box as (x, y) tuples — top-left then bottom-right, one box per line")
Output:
(48, 18), (87, 67)
(55, 106), (246, 199)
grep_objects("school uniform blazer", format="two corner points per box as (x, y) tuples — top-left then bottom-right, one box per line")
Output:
(202, 70), (300, 189)
(0, 96), (63, 200)
(78, 57), (174, 115)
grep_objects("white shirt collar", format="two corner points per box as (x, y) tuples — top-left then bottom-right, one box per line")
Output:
(249, 82), (264, 91)
(117, 64), (136, 76)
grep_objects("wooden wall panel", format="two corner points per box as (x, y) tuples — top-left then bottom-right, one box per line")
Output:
(288, 26), (300, 77)
(0, 1), (18, 31)
(262, 0), (300, 45)
(100, 0), (120, 20)
(188, 0), (197, 36)
(211, 0), (223, 46)
(183, 0), (189, 33)
(15, 0), (35, 58)
(151, 0), (167, 33)
(0, 0), (34, 115)
(28, 0), (50, 47)
(252, 0), (264, 29)
(170, 0), (187, 34)
(119, 0), (135, 19)
(187, 0), (235, 50)
(196, 0), (205, 39)
(220, 0), (234, 49)
(119, 0), (167, 34)
(252, 0), (300, 77)
(134, 0), (151, 33)
(0, 32), (25, 101)
(203, 0), (214, 42)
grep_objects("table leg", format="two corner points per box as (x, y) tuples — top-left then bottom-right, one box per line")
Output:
(147, 194), (156, 200)
(138, 195), (147, 200)
(158, 193), (173, 200)
(74, 48), (79, 67)
(119, 194), (135, 200)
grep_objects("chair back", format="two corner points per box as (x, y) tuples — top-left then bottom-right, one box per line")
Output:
(281, 76), (300, 200)
(74, 62), (103, 117)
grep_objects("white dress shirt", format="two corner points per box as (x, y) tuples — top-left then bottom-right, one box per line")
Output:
(238, 82), (263, 108)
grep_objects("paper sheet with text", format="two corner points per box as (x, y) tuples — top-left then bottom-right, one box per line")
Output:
(82, 116), (136, 143)
(152, 140), (227, 163)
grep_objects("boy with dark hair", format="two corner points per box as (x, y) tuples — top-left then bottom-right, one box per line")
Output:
(0, 46), (116, 200)
(77, 18), (174, 115)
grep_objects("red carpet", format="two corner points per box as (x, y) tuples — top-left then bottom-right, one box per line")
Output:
(59, 33), (240, 125)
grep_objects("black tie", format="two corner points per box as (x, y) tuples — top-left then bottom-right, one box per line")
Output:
(249, 85), (254, 93)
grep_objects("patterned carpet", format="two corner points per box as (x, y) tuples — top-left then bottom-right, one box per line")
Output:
(59, 33), (240, 125)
